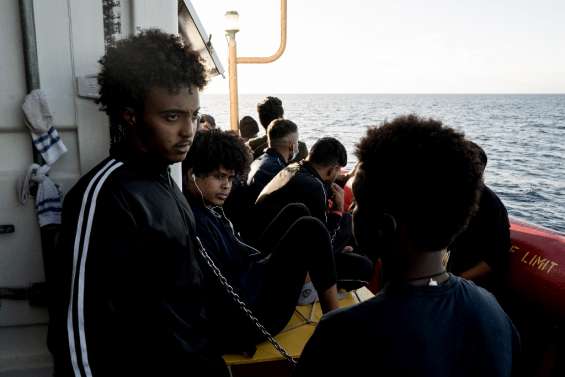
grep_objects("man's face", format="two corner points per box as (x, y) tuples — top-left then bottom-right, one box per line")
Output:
(199, 118), (214, 131)
(288, 132), (299, 161)
(138, 86), (199, 163)
(195, 167), (236, 206)
(327, 165), (341, 184)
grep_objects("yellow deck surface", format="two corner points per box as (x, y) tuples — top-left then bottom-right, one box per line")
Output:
(223, 287), (374, 365)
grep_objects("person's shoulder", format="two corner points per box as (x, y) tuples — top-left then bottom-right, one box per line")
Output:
(247, 135), (266, 149)
(255, 150), (273, 165)
(452, 276), (511, 319)
(66, 157), (125, 197)
(293, 165), (324, 192)
(480, 185), (508, 213)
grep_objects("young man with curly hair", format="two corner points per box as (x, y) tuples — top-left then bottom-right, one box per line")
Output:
(294, 115), (520, 377)
(49, 30), (229, 376)
(182, 129), (339, 354)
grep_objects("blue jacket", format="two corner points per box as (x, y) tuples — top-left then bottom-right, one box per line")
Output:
(187, 196), (266, 353)
(247, 148), (287, 202)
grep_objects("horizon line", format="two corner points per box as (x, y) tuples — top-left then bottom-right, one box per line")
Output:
(202, 92), (565, 96)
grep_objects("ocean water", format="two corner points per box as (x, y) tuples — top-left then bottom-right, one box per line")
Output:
(201, 94), (565, 233)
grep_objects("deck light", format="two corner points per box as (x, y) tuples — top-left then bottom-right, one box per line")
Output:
(224, 10), (240, 34)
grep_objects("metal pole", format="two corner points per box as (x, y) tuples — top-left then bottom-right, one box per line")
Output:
(226, 0), (288, 131)
(227, 32), (240, 131)
(19, 0), (43, 165)
(19, 0), (41, 91)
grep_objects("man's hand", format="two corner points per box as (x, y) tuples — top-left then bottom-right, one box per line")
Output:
(331, 183), (345, 212)
(460, 261), (492, 282)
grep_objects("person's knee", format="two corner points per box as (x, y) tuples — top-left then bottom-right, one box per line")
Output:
(291, 215), (327, 236)
(280, 202), (311, 218)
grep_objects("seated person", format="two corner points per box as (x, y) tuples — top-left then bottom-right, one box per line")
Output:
(182, 129), (339, 353)
(255, 137), (373, 290)
(239, 115), (259, 141)
(294, 114), (520, 377)
(255, 137), (347, 237)
(447, 142), (511, 296)
(247, 119), (299, 202)
(199, 113), (216, 130)
(247, 96), (307, 161)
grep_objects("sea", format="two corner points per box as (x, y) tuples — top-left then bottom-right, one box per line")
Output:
(201, 94), (565, 234)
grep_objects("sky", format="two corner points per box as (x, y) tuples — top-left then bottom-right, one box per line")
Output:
(189, 0), (565, 94)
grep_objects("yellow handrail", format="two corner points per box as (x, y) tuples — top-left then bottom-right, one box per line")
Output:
(236, 0), (287, 64)
(227, 0), (288, 131)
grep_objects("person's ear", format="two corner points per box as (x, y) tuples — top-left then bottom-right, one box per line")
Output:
(121, 107), (136, 128)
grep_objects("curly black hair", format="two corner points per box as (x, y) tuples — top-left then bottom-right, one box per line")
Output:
(182, 129), (252, 178)
(354, 114), (484, 252)
(257, 96), (284, 129)
(97, 29), (207, 147)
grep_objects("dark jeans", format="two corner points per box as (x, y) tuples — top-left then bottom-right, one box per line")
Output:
(251, 203), (373, 339)
(252, 203), (337, 337)
(256, 203), (373, 292)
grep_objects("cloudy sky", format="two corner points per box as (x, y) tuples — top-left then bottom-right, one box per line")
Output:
(190, 0), (565, 94)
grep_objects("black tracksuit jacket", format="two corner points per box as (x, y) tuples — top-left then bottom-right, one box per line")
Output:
(48, 152), (228, 376)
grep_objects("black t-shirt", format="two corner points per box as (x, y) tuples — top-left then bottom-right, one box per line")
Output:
(448, 186), (511, 291)
(294, 275), (520, 377)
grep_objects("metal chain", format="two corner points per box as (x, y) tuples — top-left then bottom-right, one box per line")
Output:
(194, 236), (297, 368)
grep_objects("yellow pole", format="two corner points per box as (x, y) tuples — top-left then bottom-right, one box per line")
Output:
(227, 32), (239, 132)
(226, 0), (287, 132)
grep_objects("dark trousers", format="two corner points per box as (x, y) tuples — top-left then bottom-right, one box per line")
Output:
(255, 203), (373, 292)
(250, 203), (373, 338)
(252, 203), (337, 337)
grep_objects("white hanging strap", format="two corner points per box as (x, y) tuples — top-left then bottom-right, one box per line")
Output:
(17, 163), (63, 227)
(22, 89), (67, 165)
(18, 163), (41, 205)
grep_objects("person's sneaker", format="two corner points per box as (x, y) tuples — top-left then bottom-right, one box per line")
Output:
(297, 281), (318, 305)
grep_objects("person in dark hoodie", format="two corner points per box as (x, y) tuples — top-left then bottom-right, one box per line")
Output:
(49, 30), (229, 376)
(182, 129), (339, 353)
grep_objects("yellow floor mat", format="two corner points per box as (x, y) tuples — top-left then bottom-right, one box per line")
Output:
(223, 287), (374, 365)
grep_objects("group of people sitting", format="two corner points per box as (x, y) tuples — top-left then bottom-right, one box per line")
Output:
(47, 30), (519, 376)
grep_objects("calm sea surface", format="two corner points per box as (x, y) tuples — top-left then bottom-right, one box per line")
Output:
(201, 94), (565, 233)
